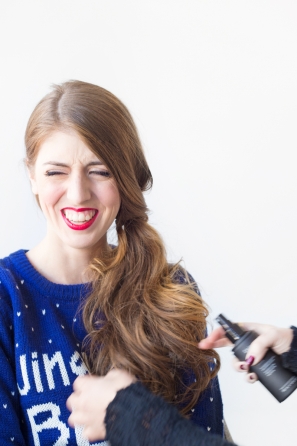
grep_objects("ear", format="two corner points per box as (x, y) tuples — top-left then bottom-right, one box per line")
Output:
(26, 162), (38, 195)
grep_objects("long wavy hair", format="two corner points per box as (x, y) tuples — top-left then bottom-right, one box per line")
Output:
(25, 80), (220, 415)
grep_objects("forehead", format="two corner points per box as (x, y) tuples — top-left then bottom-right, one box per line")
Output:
(35, 130), (100, 165)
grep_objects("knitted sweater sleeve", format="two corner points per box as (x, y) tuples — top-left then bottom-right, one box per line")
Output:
(105, 382), (235, 446)
(105, 326), (297, 446)
(0, 284), (26, 445)
(281, 326), (297, 374)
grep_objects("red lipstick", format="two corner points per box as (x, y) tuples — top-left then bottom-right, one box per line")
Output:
(61, 208), (98, 231)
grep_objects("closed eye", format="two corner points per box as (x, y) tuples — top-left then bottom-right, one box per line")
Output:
(90, 170), (111, 178)
(45, 171), (66, 176)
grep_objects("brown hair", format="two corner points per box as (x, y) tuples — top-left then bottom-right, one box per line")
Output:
(25, 80), (220, 415)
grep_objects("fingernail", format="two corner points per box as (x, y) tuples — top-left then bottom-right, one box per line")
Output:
(245, 356), (255, 366)
(240, 364), (247, 371)
(249, 374), (256, 381)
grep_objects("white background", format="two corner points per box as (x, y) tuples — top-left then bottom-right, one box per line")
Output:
(1, 2), (297, 445)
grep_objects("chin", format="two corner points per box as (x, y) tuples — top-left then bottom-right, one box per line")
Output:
(62, 234), (105, 251)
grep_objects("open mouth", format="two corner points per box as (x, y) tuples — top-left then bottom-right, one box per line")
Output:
(61, 208), (99, 230)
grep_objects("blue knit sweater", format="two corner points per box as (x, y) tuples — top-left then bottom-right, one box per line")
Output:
(0, 250), (223, 445)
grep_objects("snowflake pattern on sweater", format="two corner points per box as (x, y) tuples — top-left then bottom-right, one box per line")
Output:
(0, 250), (223, 445)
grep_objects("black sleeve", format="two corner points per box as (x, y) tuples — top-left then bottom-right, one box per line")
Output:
(105, 382), (235, 446)
(281, 326), (297, 374)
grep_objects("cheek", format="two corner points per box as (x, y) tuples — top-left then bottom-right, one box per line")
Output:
(37, 181), (65, 210)
(98, 183), (121, 212)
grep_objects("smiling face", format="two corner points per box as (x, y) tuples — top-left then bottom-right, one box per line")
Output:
(28, 130), (121, 253)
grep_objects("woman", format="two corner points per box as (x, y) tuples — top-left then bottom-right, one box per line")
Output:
(0, 80), (223, 445)
(67, 322), (297, 445)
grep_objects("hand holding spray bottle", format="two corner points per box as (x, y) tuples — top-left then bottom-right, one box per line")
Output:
(216, 314), (297, 402)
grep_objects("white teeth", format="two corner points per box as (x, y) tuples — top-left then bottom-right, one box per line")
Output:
(64, 210), (96, 223)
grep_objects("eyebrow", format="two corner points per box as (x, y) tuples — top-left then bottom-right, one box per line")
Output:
(43, 161), (103, 167)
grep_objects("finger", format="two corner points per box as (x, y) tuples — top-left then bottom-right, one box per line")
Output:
(83, 426), (106, 442)
(67, 414), (75, 427)
(232, 358), (249, 372)
(66, 393), (77, 411)
(206, 327), (229, 342)
(245, 336), (271, 365)
(199, 338), (231, 349)
(199, 327), (232, 349)
(72, 375), (86, 391)
(68, 409), (87, 427)
(66, 390), (81, 408)
(237, 323), (273, 364)
(246, 372), (258, 383)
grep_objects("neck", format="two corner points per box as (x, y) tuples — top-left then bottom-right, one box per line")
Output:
(27, 236), (109, 285)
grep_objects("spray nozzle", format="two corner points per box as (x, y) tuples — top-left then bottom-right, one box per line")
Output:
(216, 314), (244, 343)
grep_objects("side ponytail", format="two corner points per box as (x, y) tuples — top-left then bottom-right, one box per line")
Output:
(83, 215), (220, 415)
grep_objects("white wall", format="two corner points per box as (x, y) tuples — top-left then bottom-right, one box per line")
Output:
(1, 2), (297, 444)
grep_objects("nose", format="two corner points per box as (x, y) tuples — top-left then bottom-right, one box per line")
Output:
(66, 173), (92, 205)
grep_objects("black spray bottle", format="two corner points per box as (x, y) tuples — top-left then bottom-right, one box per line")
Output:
(216, 314), (297, 402)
